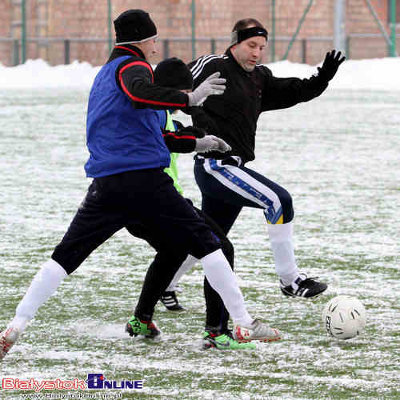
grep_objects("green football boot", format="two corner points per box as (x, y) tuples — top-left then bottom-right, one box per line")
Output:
(202, 331), (256, 350)
(125, 316), (161, 339)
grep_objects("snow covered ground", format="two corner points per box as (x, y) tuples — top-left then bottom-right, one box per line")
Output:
(0, 58), (399, 399)
(1, 57), (400, 91)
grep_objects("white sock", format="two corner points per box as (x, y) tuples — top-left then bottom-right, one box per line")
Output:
(8, 259), (67, 333)
(200, 249), (253, 327)
(267, 222), (300, 286)
(166, 255), (197, 292)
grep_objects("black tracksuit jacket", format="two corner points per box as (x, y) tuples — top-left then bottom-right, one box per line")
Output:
(189, 49), (330, 163)
(111, 44), (190, 110)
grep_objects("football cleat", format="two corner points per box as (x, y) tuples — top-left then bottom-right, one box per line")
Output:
(202, 330), (256, 350)
(125, 316), (161, 339)
(0, 327), (20, 361)
(160, 291), (184, 311)
(280, 274), (327, 298)
(233, 319), (281, 343)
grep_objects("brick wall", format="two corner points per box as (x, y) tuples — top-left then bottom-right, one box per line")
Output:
(0, 0), (12, 65)
(346, 0), (393, 59)
(0, 0), (398, 66)
(348, 0), (387, 34)
(0, 0), (11, 37)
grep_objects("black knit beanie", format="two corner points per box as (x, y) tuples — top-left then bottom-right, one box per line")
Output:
(154, 58), (193, 90)
(114, 9), (157, 44)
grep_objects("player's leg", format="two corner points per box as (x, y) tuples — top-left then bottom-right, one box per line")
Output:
(236, 165), (327, 298)
(135, 252), (188, 319)
(124, 202), (243, 340)
(158, 200), (203, 311)
(195, 156), (298, 281)
(159, 200), (239, 312)
(195, 157), (327, 298)
(132, 203), (255, 349)
(200, 211), (254, 349)
(127, 170), (281, 342)
(195, 158), (243, 234)
(161, 255), (196, 310)
(161, 203), (243, 346)
(125, 220), (190, 319)
(199, 208), (233, 333)
(1, 180), (124, 360)
(124, 248), (188, 339)
(165, 255), (197, 293)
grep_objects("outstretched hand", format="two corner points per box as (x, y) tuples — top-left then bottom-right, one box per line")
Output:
(187, 72), (226, 107)
(318, 50), (346, 81)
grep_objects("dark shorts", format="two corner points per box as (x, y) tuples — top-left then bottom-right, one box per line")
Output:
(52, 168), (220, 274)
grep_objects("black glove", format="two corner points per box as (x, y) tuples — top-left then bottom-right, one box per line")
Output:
(317, 50), (346, 81)
(177, 125), (206, 138)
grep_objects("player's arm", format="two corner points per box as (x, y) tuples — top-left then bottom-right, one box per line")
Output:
(261, 50), (345, 111)
(118, 57), (226, 111)
(261, 68), (328, 111)
(163, 125), (230, 154)
(117, 58), (189, 110)
(162, 126), (206, 153)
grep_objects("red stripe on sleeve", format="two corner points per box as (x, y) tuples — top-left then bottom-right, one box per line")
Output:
(163, 132), (196, 140)
(119, 61), (154, 82)
(119, 62), (187, 108)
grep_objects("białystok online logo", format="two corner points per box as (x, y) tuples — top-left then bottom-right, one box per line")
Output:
(1, 374), (143, 392)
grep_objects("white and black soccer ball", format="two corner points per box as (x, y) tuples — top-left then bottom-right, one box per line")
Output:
(322, 296), (366, 340)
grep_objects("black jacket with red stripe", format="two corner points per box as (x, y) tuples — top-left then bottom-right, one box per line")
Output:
(111, 45), (190, 110)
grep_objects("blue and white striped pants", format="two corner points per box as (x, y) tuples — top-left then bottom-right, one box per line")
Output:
(194, 156), (294, 235)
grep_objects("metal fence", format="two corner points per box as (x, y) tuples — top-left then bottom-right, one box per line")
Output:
(1, 34), (399, 67)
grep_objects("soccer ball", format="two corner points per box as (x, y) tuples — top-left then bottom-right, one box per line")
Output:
(322, 296), (366, 340)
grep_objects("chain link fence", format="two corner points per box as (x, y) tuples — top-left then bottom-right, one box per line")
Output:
(1, 34), (399, 67)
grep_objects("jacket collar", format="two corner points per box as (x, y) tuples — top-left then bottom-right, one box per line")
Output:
(112, 44), (146, 59)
